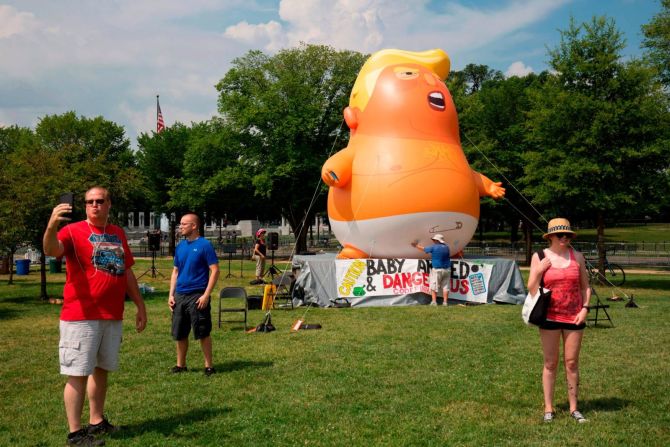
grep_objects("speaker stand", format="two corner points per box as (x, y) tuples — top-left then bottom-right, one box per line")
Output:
(239, 246), (245, 278)
(264, 250), (281, 280)
(225, 252), (235, 278)
(137, 250), (165, 279)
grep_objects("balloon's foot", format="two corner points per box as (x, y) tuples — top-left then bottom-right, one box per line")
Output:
(336, 244), (369, 259)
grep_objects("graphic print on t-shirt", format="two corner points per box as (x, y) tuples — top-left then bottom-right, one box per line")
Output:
(90, 233), (125, 276)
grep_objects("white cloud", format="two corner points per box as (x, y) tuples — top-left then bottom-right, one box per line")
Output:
(223, 0), (569, 56)
(224, 20), (286, 50)
(0, 5), (38, 38)
(0, 0), (576, 145)
(505, 61), (534, 77)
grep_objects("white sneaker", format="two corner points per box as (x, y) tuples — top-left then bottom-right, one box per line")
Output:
(571, 410), (587, 423)
(429, 302), (437, 306)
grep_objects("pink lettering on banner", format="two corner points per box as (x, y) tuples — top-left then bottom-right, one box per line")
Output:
(393, 288), (413, 294)
(383, 272), (427, 292)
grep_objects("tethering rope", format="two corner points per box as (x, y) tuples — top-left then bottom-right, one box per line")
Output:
(256, 119), (348, 330)
(463, 133), (630, 298)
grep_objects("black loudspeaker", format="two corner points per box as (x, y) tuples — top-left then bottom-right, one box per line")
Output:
(147, 232), (161, 252)
(268, 232), (279, 251)
(222, 243), (237, 254)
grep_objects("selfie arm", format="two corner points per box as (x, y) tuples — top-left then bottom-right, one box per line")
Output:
(43, 204), (68, 257)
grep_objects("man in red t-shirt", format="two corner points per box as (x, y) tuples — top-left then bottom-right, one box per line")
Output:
(44, 186), (147, 446)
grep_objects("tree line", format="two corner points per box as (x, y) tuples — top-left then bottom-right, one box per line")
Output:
(1, 11), (669, 292)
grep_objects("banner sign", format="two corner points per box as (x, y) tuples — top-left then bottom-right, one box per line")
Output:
(335, 258), (493, 303)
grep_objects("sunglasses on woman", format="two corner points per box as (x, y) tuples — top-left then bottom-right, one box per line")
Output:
(554, 232), (572, 239)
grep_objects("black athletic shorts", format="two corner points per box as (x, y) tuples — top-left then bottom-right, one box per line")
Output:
(172, 291), (212, 340)
(539, 320), (586, 331)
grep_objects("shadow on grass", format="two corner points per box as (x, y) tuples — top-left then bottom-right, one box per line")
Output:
(620, 278), (670, 290)
(556, 397), (630, 413)
(110, 407), (230, 441)
(1, 296), (52, 304)
(582, 397), (631, 413)
(0, 307), (20, 320)
(0, 296), (63, 320)
(2, 279), (65, 289)
(217, 359), (273, 373)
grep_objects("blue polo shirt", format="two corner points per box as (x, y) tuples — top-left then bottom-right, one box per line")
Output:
(424, 243), (451, 269)
(174, 237), (218, 294)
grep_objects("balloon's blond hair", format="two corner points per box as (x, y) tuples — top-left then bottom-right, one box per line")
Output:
(349, 49), (450, 112)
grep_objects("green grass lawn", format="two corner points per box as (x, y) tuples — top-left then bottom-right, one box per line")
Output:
(476, 223), (670, 243)
(577, 223), (670, 243)
(1, 259), (668, 446)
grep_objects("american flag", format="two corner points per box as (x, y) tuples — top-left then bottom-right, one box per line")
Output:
(156, 95), (165, 133)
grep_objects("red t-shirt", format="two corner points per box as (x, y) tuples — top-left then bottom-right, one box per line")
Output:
(57, 221), (134, 321)
(543, 248), (583, 323)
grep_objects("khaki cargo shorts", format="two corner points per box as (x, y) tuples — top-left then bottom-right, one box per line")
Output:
(59, 320), (122, 376)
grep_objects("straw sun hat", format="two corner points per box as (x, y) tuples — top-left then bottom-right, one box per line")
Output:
(542, 218), (576, 240)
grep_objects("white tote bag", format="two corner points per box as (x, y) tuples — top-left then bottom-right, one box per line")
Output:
(521, 289), (539, 325)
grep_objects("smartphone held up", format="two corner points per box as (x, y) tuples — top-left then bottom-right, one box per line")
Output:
(59, 192), (74, 220)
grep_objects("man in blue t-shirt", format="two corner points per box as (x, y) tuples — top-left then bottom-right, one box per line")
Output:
(168, 213), (219, 376)
(411, 234), (451, 306)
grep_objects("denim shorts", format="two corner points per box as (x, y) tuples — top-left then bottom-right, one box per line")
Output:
(59, 320), (123, 376)
(172, 291), (212, 341)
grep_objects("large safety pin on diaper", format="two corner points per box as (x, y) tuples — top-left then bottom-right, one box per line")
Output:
(429, 222), (463, 233)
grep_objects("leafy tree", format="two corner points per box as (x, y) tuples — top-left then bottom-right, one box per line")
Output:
(642, 0), (670, 87)
(0, 113), (141, 296)
(167, 119), (275, 226)
(35, 112), (142, 213)
(523, 16), (670, 274)
(0, 126), (40, 284)
(136, 123), (191, 254)
(460, 63), (504, 94)
(216, 43), (367, 253)
(458, 73), (548, 263)
(447, 64), (504, 114)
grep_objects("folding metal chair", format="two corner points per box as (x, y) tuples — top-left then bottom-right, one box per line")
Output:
(586, 286), (614, 328)
(218, 287), (248, 330)
(272, 274), (294, 309)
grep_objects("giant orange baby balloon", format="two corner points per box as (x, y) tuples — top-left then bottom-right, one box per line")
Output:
(321, 48), (505, 259)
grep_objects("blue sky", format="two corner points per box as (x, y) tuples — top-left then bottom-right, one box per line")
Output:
(0, 0), (662, 146)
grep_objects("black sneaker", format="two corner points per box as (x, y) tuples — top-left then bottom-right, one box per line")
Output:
(205, 367), (216, 376)
(87, 417), (119, 437)
(67, 429), (105, 446)
(171, 365), (188, 373)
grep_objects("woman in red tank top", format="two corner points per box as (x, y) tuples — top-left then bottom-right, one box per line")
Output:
(527, 218), (590, 424)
